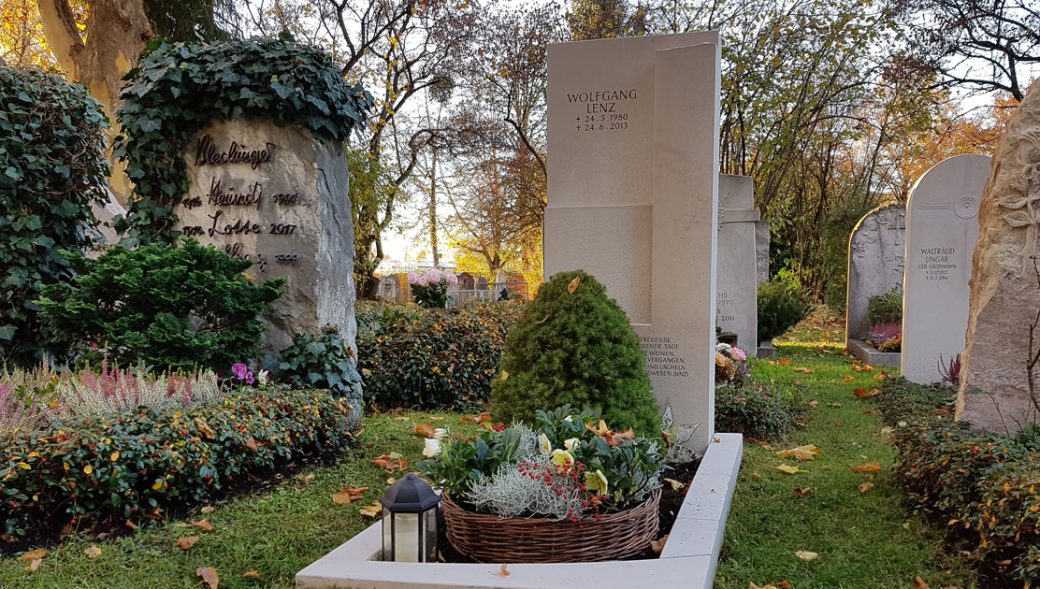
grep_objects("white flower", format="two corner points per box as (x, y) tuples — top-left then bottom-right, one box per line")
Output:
(537, 433), (552, 456)
(433, 428), (448, 441)
(423, 438), (442, 458)
(257, 370), (269, 386)
(715, 342), (732, 354)
(585, 469), (609, 495)
(563, 415), (574, 423)
(564, 438), (580, 452)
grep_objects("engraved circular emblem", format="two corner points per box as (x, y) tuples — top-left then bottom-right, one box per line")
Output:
(955, 194), (979, 219)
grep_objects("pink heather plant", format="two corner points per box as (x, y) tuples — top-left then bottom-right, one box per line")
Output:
(867, 323), (902, 349)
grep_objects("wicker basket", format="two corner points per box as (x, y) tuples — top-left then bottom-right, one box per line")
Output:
(442, 489), (661, 563)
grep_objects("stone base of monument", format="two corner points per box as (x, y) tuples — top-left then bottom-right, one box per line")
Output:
(757, 341), (776, 359)
(295, 433), (743, 589)
(846, 339), (900, 368)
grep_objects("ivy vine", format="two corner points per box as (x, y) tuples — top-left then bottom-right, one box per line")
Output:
(115, 37), (373, 241)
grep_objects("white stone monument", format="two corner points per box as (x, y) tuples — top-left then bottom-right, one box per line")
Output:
(175, 119), (356, 354)
(845, 203), (906, 345)
(717, 174), (759, 352)
(544, 32), (720, 453)
(901, 154), (990, 384)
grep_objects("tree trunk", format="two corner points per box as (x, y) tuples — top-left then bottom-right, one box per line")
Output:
(37, 0), (153, 207)
(430, 146), (439, 267)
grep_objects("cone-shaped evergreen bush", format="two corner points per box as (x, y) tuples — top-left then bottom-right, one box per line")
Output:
(491, 270), (661, 436)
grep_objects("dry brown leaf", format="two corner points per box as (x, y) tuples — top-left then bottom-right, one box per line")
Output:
(795, 550), (820, 561)
(176, 536), (200, 550)
(534, 314), (550, 325)
(332, 486), (369, 505)
(851, 363), (874, 373)
(875, 371), (888, 381)
(194, 417), (216, 440)
(751, 472), (764, 480)
(499, 563), (511, 577)
(245, 438), (259, 453)
(242, 571), (261, 580)
(777, 464), (801, 475)
(125, 519), (138, 530)
(567, 276), (581, 293)
(413, 423), (435, 438)
(201, 505), (216, 514)
(19, 549), (47, 561)
(196, 566), (219, 589)
(829, 402), (843, 408)
(749, 583), (779, 589)
(663, 478), (686, 491)
(84, 545), (102, 559)
(914, 576), (930, 589)
(851, 462), (882, 473)
(777, 582), (793, 589)
(650, 534), (669, 554)
(853, 388), (881, 398)
(858, 482), (876, 494)
(792, 367), (814, 374)
(778, 358), (792, 366)
(808, 400), (819, 408)
(793, 487), (811, 497)
(370, 455), (406, 472)
(776, 444), (822, 461)
(26, 558), (41, 573)
(843, 375), (855, 382)
(192, 519), (215, 532)
(359, 500), (383, 518)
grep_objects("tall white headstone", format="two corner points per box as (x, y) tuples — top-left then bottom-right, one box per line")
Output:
(717, 174), (759, 351)
(544, 32), (721, 453)
(902, 154), (990, 384)
(845, 204), (906, 344)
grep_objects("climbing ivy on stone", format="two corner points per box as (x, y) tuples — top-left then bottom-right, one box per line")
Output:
(114, 37), (373, 241)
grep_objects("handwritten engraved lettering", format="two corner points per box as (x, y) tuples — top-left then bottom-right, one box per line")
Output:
(182, 225), (205, 236)
(195, 134), (276, 169)
(271, 192), (299, 206)
(207, 210), (262, 237)
(269, 223), (297, 236)
(182, 196), (203, 209)
(207, 178), (263, 208)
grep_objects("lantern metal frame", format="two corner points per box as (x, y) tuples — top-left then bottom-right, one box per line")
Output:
(379, 473), (441, 562)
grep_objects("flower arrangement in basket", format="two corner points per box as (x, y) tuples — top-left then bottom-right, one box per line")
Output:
(715, 342), (749, 386)
(419, 405), (665, 563)
(407, 268), (458, 308)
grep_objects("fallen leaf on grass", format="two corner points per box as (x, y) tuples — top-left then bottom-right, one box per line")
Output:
(851, 363), (874, 373)
(778, 358), (792, 366)
(242, 571), (261, 580)
(201, 505), (216, 514)
(19, 549), (47, 561)
(875, 371), (888, 381)
(853, 388), (881, 398)
(751, 472), (764, 480)
(793, 487), (811, 497)
(359, 501), (383, 518)
(413, 423), (435, 438)
(858, 482), (875, 494)
(663, 478), (686, 491)
(332, 486), (369, 505)
(196, 566), (219, 589)
(84, 545), (102, 558)
(370, 455), (407, 472)
(843, 375), (855, 383)
(26, 559), (41, 573)
(192, 519), (215, 532)
(777, 464), (801, 475)
(776, 444), (821, 461)
(499, 563), (511, 577)
(792, 367), (814, 374)
(795, 550), (820, 561)
(750, 583), (779, 589)
(650, 534), (669, 553)
(829, 402), (843, 408)
(851, 462), (882, 473)
(914, 576), (930, 589)
(176, 536), (200, 550)
(808, 400), (819, 408)
(880, 426), (894, 435)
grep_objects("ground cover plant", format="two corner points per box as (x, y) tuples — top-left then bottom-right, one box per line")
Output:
(0, 67), (109, 367)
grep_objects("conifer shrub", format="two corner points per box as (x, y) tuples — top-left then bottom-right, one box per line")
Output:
(491, 270), (661, 436)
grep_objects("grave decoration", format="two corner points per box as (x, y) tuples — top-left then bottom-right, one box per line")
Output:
(114, 38), (372, 354)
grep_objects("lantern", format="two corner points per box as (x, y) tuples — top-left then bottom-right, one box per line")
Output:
(379, 473), (440, 562)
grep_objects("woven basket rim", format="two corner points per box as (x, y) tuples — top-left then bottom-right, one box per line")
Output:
(442, 488), (661, 523)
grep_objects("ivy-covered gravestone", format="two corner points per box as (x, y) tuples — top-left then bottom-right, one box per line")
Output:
(115, 39), (371, 353)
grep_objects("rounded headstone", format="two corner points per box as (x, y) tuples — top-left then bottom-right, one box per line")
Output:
(845, 203), (906, 343)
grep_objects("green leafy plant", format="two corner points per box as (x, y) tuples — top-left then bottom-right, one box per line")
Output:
(114, 37), (372, 241)
(757, 277), (811, 343)
(0, 387), (355, 542)
(491, 270), (661, 437)
(867, 286), (903, 326)
(275, 328), (363, 422)
(0, 67), (109, 366)
(715, 375), (803, 440)
(36, 238), (283, 371)
(358, 302), (521, 411)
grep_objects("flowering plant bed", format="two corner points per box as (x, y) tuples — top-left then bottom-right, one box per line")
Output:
(420, 405), (666, 562)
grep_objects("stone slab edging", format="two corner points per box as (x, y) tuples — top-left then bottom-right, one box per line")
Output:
(846, 339), (900, 368)
(295, 433), (744, 589)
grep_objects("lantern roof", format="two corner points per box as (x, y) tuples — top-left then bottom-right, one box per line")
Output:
(379, 473), (440, 512)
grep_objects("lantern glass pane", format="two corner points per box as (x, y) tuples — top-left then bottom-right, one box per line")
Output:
(381, 510), (392, 561)
(424, 508), (438, 561)
(393, 513), (420, 562)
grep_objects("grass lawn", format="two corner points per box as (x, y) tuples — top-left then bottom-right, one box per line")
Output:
(0, 411), (477, 589)
(714, 341), (976, 589)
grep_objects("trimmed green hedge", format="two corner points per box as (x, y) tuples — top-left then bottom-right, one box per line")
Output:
(357, 302), (522, 411)
(879, 378), (1040, 585)
(0, 388), (355, 542)
(715, 376), (804, 440)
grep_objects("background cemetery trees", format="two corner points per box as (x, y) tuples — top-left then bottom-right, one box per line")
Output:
(896, 0), (1040, 101)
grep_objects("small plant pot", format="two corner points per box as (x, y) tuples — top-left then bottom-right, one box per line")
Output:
(441, 489), (661, 563)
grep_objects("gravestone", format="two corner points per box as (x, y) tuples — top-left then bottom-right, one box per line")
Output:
(901, 154), (990, 384)
(756, 221), (770, 283)
(544, 32), (720, 453)
(174, 119), (356, 354)
(717, 174), (759, 351)
(958, 79), (1040, 432)
(845, 203), (906, 344)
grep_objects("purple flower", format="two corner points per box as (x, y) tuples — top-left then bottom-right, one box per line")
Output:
(231, 363), (255, 385)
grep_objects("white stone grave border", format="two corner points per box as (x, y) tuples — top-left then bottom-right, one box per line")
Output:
(846, 339), (901, 368)
(295, 433), (743, 589)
